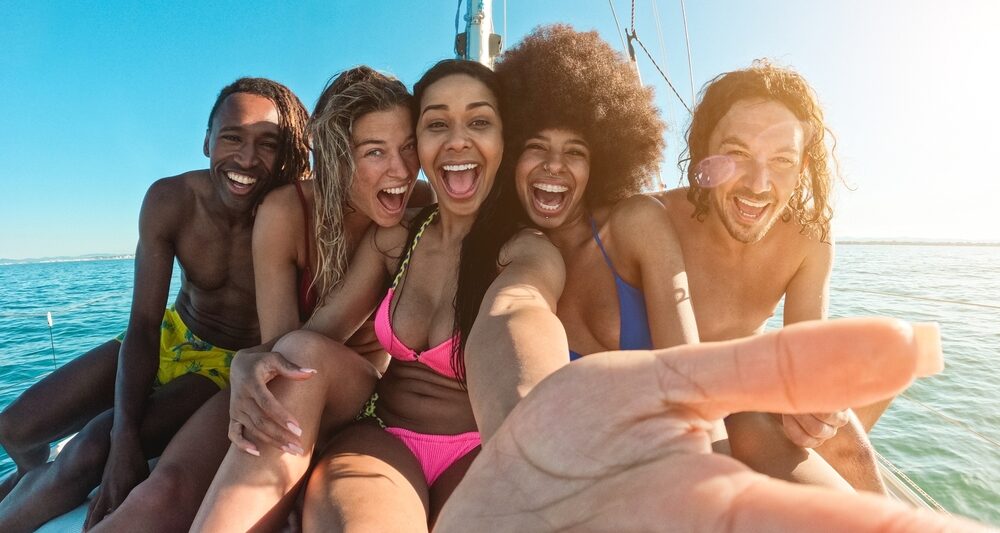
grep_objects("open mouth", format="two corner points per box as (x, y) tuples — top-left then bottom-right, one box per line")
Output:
(530, 182), (569, 216)
(226, 171), (257, 195)
(440, 163), (480, 199)
(732, 196), (770, 221)
(376, 184), (409, 213)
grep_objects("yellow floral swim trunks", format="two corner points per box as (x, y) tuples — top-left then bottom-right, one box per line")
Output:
(115, 307), (235, 389)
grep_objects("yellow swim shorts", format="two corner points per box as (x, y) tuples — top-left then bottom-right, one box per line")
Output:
(115, 307), (235, 389)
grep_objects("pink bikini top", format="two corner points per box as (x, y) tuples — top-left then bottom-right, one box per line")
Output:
(373, 209), (460, 380)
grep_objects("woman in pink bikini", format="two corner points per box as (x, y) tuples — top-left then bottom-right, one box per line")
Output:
(192, 59), (505, 532)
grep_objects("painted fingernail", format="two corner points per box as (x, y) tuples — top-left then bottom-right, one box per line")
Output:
(281, 444), (294, 455)
(289, 443), (305, 455)
(245, 447), (260, 457)
(287, 422), (303, 437)
(299, 367), (318, 374)
(912, 323), (943, 377)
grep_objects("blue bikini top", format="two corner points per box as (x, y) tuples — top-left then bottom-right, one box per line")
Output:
(569, 217), (653, 360)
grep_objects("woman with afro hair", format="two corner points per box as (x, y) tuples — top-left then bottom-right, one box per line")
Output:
(453, 24), (702, 441)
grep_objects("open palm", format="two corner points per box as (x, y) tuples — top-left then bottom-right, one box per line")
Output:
(438, 318), (992, 532)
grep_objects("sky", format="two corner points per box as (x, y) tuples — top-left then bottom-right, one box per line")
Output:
(1, 0), (998, 259)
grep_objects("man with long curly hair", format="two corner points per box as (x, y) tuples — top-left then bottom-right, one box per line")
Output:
(0, 77), (310, 531)
(655, 61), (886, 493)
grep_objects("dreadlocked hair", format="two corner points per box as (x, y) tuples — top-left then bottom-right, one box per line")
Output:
(309, 66), (413, 300)
(208, 77), (310, 187)
(681, 59), (837, 242)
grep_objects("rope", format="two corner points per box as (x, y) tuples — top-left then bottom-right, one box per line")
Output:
(630, 33), (692, 113)
(900, 393), (1000, 449)
(679, 0), (696, 106)
(607, 0), (629, 56)
(630, 0), (636, 33)
(454, 0), (463, 38)
(873, 449), (951, 513)
(839, 287), (1000, 311)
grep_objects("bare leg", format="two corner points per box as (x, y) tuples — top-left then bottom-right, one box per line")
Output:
(90, 390), (231, 533)
(725, 412), (853, 491)
(192, 331), (379, 533)
(427, 447), (479, 527)
(302, 423), (429, 533)
(814, 414), (887, 493)
(0, 373), (218, 533)
(0, 340), (119, 499)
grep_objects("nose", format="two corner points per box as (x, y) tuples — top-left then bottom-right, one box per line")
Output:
(744, 159), (773, 194)
(444, 126), (471, 152)
(544, 151), (566, 175)
(234, 142), (258, 168)
(387, 150), (410, 180)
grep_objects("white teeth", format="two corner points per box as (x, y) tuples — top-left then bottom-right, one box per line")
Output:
(538, 202), (561, 211)
(533, 183), (568, 193)
(381, 185), (408, 195)
(442, 163), (478, 171)
(226, 172), (256, 185)
(735, 197), (768, 208)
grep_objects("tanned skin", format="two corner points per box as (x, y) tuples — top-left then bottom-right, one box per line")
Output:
(0, 92), (281, 532)
(654, 98), (885, 493)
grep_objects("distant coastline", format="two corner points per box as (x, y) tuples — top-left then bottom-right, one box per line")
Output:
(837, 239), (1000, 247)
(4, 238), (1000, 266)
(0, 254), (134, 266)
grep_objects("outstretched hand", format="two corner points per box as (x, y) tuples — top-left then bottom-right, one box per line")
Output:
(437, 318), (991, 532)
(228, 349), (316, 456)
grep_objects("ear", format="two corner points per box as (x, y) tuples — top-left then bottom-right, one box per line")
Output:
(203, 130), (211, 158)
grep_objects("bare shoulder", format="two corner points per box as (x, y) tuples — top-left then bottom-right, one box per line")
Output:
(139, 171), (205, 231)
(372, 206), (426, 255)
(608, 194), (669, 229)
(500, 228), (559, 263)
(257, 181), (309, 221)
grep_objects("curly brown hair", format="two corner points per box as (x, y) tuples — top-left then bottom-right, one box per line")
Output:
(495, 24), (665, 206)
(682, 59), (836, 242)
(208, 77), (310, 188)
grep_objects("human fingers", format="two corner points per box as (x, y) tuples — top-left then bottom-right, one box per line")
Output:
(722, 472), (994, 533)
(83, 489), (108, 530)
(265, 350), (318, 381)
(781, 413), (837, 448)
(249, 373), (304, 439)
(230, 406), (290, 451)
(227, 420), (260, 456)
(655, 318), (942, 420)
(242, 422), (304, 456)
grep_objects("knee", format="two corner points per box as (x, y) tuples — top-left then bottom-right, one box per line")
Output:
(126, 463), (197, 513)
(0, 403), (40, 451)
(274, 330), (358, 372)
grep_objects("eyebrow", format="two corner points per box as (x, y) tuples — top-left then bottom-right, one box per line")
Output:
(218, 125), (279, 138)
(420, 100), (497, 117)
(354, 134), (415, 148)
(719, 136), (798, 153)
(528, 133), (590, 147)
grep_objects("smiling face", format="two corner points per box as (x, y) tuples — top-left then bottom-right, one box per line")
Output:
(347, 105), (420, 227)
(514, 128), (591, 230)
(416, 74), (502, 218)
(203, 92), (281, 210)
(706, 98), (807, 244)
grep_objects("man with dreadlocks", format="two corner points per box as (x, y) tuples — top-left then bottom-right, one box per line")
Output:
(0, 77), (310, 532)
(655, 61), (887, 492)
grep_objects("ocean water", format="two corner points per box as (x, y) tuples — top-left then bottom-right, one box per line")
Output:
(0, 246), (998, 524)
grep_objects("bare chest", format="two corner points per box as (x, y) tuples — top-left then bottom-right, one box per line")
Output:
(557, 247), (624, 355)
(685, 249), (801, 341)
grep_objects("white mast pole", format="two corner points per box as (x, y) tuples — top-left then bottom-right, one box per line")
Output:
(456, 0), (502, 68)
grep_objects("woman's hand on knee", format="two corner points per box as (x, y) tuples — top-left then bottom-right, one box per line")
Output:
(228, 350), (315, 455)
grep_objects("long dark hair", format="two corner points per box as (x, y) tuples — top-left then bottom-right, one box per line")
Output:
(400, 59), (510, 384)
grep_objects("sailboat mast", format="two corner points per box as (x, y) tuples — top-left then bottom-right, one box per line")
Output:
(456, 0), (502, 67)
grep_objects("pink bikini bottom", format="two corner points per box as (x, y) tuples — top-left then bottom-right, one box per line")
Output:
(384, 426), (481, 487)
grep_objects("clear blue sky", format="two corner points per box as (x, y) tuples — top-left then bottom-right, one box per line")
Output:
(2, 0), (998, 259)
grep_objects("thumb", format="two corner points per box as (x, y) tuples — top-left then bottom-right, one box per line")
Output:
(270, 352), (317, 380)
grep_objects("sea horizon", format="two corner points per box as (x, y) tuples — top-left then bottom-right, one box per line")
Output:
(5, 237), (1000, 266)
